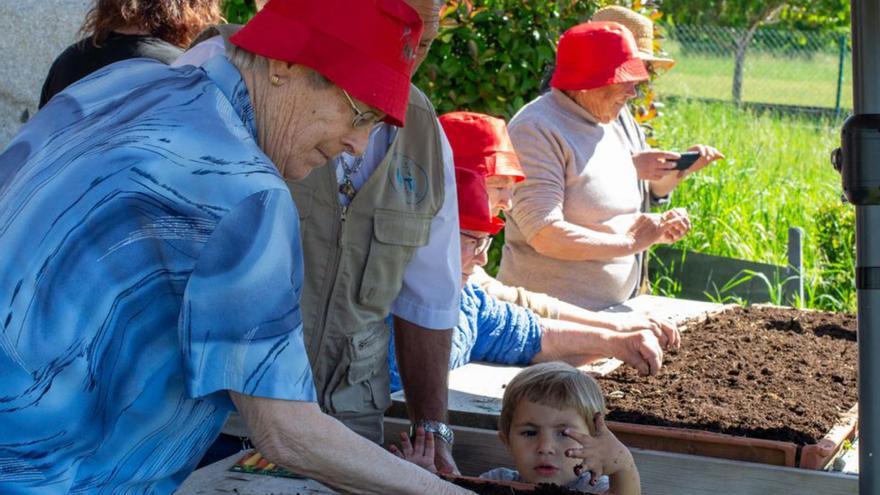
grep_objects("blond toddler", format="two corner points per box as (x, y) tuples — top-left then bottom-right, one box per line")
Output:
(479, 362), (639, 493)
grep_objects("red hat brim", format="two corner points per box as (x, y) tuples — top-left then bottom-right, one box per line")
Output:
(486, 152), (525, 182)
(229, 2), (417, 127)
(460, 212), (505, 235)
(455, 153), (525, 183)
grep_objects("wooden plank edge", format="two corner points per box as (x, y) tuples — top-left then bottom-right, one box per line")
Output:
(800, 403), (859, 469)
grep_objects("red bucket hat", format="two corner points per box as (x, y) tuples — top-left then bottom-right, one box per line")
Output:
(439, 112), (525, 183)
(456, 168), (504, 235)
(550, 21), (649, 91)
(229, 0), (423, 127)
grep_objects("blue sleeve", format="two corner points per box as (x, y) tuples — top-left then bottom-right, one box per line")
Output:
(467, 284), (542, 365)
(179, 189), (317, 404)
(390, 284), (543, 392)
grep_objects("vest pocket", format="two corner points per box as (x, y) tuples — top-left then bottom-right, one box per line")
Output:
(328, 324), (391, 414)
(358, 209), (432, 311)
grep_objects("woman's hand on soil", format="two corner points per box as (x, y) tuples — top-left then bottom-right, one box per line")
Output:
(564, 414), (633, 484)
(632, 150), (679, 181)
(613, 313), (680, 351)
(388, 428), (437, 474)
(609, 329), (663, 376)
(651, 316), (680, 350)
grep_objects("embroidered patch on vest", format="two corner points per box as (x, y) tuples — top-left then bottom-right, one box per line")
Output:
(388, 153), (428, 205)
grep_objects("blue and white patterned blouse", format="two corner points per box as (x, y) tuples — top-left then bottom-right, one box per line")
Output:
(0, 55), (316, 494)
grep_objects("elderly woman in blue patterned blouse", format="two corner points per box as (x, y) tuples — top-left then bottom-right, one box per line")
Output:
(0, 1), (469, 494)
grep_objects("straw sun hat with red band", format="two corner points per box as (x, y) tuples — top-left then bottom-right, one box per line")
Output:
(550, 21), (650, 91)
(591, 6), (676, 72)
(229, 0), (423, 127)
(439, 112), (525, 182)
(456, 168), (505, 235)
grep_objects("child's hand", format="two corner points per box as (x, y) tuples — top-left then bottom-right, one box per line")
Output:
(388, 427), (438, 474)
(563, 413), (635, 486)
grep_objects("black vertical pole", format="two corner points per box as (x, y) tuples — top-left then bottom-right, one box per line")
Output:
(847, 1), (880, 492)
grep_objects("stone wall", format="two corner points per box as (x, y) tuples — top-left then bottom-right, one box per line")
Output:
(0, 0), (90, 149)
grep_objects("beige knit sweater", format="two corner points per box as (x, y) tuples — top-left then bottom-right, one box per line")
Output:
(497, 89), (641, 311)
(469, 266), (561, 319)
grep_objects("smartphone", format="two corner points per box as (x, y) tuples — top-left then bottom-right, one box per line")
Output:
(673, 151), (701, 171)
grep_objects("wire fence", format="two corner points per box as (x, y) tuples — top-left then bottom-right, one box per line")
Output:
(656, 24), (852, 115)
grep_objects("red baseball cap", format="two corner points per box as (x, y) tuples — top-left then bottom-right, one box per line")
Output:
(440, 112), (525, 183)
(456, 168), (504, 235)
(229, 0), (423, 127)
(550, 21), (649, 91)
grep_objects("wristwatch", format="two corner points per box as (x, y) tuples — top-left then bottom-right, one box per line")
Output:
(410, 419), (454, 446)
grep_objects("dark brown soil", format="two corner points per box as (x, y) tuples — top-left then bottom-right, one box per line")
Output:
(444, 475), (585, 494)
(599, 306), (857, 446)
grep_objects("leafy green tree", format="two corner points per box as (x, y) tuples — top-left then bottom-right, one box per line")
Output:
(662, 0), (849, 104)
(661, 0), (849, 30)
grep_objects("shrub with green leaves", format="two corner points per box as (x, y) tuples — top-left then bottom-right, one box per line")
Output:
(412, 1), (600, 119)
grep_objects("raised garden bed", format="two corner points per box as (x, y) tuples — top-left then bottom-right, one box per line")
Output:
(598, 305), (858, 469)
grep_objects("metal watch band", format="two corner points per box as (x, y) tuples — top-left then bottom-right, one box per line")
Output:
(410, 419), (454, 445)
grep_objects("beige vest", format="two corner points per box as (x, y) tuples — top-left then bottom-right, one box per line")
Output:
(286, 86), (445, 432)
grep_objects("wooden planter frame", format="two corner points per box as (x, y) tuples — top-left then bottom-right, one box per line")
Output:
(383, 418), (858, 495)
(605, 403), (858, 469)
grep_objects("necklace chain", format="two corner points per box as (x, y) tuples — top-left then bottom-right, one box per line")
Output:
(339, 155), (365, 202)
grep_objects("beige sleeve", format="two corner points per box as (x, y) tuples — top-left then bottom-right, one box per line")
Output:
(470, 267), (562, 319)
(507, 119), (570, 241)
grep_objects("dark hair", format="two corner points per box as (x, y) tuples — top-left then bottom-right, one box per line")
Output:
(80, 0), (223, 48)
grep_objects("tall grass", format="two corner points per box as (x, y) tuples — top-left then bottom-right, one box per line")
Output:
(652, 99), (855, 312)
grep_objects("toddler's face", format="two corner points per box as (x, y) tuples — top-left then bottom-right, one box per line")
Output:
(502, 400), (591, 486)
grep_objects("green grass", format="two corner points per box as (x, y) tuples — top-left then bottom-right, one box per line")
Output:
(651, 98), (855, 312)
(656, 40), (853, 110)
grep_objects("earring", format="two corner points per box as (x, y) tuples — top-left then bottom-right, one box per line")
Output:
(270, 75), (281, 86)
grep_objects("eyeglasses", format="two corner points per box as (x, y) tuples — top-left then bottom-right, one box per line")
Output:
(460, 231), (493, 257)
(340, 88), (383, 129)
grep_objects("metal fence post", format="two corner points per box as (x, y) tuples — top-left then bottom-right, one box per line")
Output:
(846, 1), (880, 493)
(836, 33), (848, 116)
(785, 227), (804, 306)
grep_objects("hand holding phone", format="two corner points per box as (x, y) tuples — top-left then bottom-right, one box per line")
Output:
(672, 151), (701, 171)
